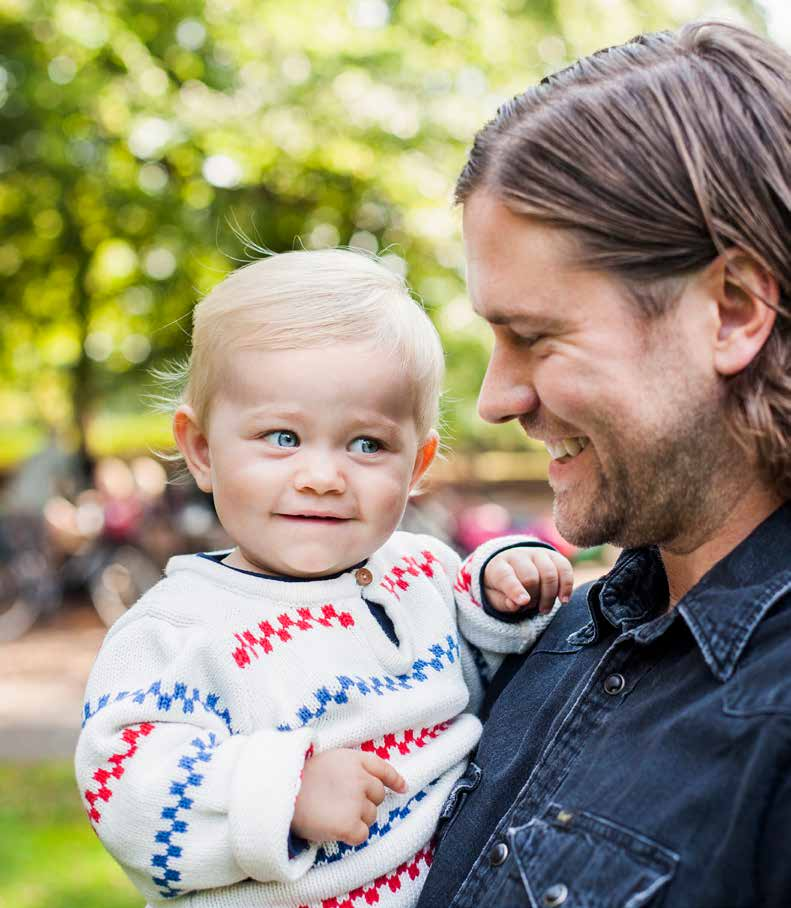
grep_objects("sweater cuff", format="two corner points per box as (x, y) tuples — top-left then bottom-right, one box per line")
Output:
(474, 536), (557, 624)
(229, 728), (317, 883)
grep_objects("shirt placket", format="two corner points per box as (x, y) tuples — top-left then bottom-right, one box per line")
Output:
(452, 630), (654, 908)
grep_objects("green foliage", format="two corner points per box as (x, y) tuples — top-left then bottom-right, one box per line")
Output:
(0, 0), (765, 457)
(0, 761), (141, 908)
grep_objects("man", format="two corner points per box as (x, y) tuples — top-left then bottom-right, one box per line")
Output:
(418, 21), (790, 908)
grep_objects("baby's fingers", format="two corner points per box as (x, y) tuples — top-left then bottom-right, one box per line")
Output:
(484, 557), (534, 612)
(530, 551), (560, 614)
(362, 754), (407, 794)
(550, 552), (575, 604)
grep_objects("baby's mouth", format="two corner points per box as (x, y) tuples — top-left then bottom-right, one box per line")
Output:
(544, 437), (590, 463)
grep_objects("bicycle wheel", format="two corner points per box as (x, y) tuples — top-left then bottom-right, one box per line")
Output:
(0, 547), (60, 642)
(89, 545), (162, 628)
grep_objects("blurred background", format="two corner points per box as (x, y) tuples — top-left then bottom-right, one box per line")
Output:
(0, 0), (785, 905)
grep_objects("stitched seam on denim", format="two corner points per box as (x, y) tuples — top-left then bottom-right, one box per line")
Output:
(681, 575), (791, 682)
(448, 635), (625, 907)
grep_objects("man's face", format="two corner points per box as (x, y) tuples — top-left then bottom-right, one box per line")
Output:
(463, 191), (736, 551)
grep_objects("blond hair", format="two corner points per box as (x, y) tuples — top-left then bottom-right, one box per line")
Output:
(456, 21), (791, 498)
(157, 248), (444, 441)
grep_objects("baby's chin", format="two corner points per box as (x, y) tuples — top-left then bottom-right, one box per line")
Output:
(255, 548), (368, 580)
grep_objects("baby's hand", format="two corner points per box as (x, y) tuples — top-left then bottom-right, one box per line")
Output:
(483, 547), (574, 615)
(291, 748), (407, 846)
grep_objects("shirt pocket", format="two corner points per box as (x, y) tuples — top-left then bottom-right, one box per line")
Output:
(509, 804), (679, 908)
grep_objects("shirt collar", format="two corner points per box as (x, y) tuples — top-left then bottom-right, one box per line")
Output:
(677, 501), (791, 681)
(572, 501), (791, 682)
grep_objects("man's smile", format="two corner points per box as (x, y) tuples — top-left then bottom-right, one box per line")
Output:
(544, 436), (590, 462)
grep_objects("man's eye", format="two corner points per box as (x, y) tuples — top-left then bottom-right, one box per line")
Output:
(349, 437), (381, 455)
(263, 430), (300, 448)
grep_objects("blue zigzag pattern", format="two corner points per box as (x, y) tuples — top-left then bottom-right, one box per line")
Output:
(150, 732), (221, 899)
(314, 779), (437, 867)
(82, 681), (235, 733)
(276, 635), (461, 731)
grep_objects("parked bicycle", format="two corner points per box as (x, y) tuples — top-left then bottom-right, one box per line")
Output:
(0, 452), (226, 641)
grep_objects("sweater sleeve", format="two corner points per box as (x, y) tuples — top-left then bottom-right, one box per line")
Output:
(435, 535), (562, 687)
(74, 612), (318, 903)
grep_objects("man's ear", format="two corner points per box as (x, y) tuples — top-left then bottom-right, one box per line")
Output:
(409, 431), (439, 492)
(173, 405), (213, 493)
(708, 251), (778, 377)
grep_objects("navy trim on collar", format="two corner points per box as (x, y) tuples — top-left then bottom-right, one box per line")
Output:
(196, 551), (367, 583)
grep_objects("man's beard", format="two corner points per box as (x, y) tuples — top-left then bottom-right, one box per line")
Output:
(551, 394), (741, 552)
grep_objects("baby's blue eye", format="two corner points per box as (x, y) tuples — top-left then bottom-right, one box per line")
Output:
(349, 437), (381, 455)
(264, 430), (300, 448)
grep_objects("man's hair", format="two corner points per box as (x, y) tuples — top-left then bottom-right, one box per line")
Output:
(158, 248), (444, 440)
(456, 21), (791, 498)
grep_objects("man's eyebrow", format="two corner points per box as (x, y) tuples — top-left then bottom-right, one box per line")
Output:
(474, 307), (567, 331)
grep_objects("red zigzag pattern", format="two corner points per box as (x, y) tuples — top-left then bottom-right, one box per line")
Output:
(232, 605), (355, 668)
(360, 721), (451, 761)
(453, 554), (481, 607)
(83, 722), (156, 823)
(378, 551), (438, 601)
(300, 844), (434, 908)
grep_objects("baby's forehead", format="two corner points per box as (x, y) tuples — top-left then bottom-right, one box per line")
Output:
(213, 343), (423, 426)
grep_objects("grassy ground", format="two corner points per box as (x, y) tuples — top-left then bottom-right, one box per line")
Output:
(0, 762), (142, 908)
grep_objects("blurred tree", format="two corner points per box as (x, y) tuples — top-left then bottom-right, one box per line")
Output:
(0, 0), (765, 460)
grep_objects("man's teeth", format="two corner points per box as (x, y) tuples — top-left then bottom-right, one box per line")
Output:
(545, 437), (589, 460)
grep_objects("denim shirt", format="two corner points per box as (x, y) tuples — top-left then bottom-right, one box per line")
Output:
(417, 501), (791, 908)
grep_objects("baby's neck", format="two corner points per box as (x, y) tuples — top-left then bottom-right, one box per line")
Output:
(220, 549), (367, 582)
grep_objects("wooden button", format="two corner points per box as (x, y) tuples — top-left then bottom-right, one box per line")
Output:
(355, 567), (373, 586)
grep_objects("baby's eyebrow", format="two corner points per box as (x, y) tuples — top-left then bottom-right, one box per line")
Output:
(243, 406), (304, 421)
(347, 415), (403, 436)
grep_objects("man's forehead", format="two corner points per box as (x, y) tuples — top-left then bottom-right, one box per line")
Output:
(466, 254), (571, 329)
(463, 193), (584, 324)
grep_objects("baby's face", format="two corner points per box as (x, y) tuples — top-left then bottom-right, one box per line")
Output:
(200, 342), (432, 577)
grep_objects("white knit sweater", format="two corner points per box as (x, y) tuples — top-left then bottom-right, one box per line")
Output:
(75, 532), (557, 908)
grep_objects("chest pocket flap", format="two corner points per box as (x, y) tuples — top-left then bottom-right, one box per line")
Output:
(510, 804), (679, 908)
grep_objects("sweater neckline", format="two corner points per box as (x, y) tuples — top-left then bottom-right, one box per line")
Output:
(165, 549), (377, 604)
(196, 551), (367, 583)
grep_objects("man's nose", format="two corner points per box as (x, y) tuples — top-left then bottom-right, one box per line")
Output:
(293, 453), (346, 494)
(477, 348), (539, 424)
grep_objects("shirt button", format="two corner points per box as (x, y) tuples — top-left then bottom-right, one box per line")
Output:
(355, 567), (373, 586)
(488, 841), (509, 866)
(604, 673), (625, 695)
(543, 883), (568, 906)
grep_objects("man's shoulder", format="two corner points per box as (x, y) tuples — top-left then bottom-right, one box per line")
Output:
(479, 581), (595, 718)
(725, 585), (791, 719)
(535, 579), (597, 648)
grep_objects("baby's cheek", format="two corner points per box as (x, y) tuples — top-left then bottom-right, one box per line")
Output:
(372, 475), (412, 525)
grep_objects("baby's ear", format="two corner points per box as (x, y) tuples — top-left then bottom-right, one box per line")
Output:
(173, 406), (213, 493)
(409, 431), (439, 491)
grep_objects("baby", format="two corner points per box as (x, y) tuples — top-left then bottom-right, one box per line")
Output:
(75, 249), (573, 908)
